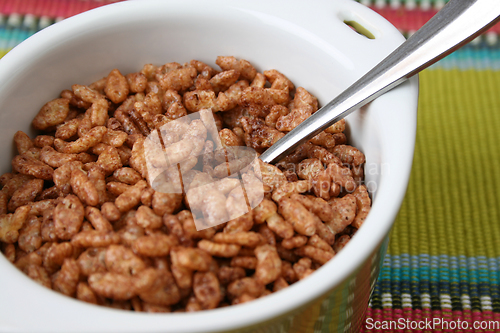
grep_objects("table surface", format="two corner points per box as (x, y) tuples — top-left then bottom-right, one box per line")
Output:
(1, 1), (499, 332)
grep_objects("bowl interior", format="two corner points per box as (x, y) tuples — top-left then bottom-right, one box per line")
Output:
(0, 0), (418, 332)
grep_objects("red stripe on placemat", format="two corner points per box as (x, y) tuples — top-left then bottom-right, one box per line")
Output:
(0, 0), (126, 19)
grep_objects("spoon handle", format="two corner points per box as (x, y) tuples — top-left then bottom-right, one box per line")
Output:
(259, 0), (500, 164)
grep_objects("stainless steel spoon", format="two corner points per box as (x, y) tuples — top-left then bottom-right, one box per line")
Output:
(259, 0), (500, 164)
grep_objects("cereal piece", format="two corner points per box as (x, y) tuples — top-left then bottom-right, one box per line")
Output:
(12, 155), (53, 180)
(104, 69), (130, 104)
(278, 197), (316, 236)
(258, 160), (287, 192)
(76, 282), (98, 304)
(115, 180), (148, 212)
(223, 211), (254, 234)
(0, 190), (7, 215)
(112, 167), (142, 185)
(151, 191), (183, 216)
(308, 234), (334, 254)
(0, 205), (30, 243)
(85, 207), (113, 232)
(160, 66), (197, 92)
(126, 72), (147, 93)
(53, 161), (81, 195)
(331, 145), (365, 166)
(309, 132), (336, 149)
(264, 69), (294, 91)
(40, 146), (78, 168)
(230, 256), (257, 270)
(132, 267), (159, 294)
(71, 168), (99, 206)
(275, 105), (312, 132)
(227, 277), (264, 299)
(18, 215), (42, 253)
(77, 248), (107, 276)
(43, 242), (74, 274)
(32, 98), (70, 130)
(72, 84), (103, 103)
(14, 131), (34, 155)
(14, 252), (42, 270)
(325, 162), (356, 192)
(273, 277), (289, 292)
(232, 293), (256, 305)
(53, 258), (80, 296)
(71, 230), (121, 248)
(352, 185), (370, 228)
(250, 72), (266, 88)
(241, 117), (284, 149)
(89, 272), (135, 300)
(217, 266), (246, 285)
(193, 271), (221, 310)
(54, 196), (83, 239)
(96, 146), (123, 175)
(314, 219), (336, 246)
(40, 211), (58, 242)
(217, 80), (249, 111)
(327, 194), (356, 233)
(61, 89), (92, 109)
(271, 180), (311, 202)
(33, 135), (55, 148)
(290, 194), (333, 223)
(257, 224), (276, 246)
(183, 90), (219, 112)
(87, 164), (107, 205)
(24, 264), (51, 289)
(209, 69), (240, 93)
(254, 244), (282, 285)
(62, 126), (107, 154)
(333, 235), (351, 253)
(107, 181), (131, 196)
(170, 249), (194, 289)
(173, 247), (211, 271)
(265, 105), (289, 129)
(88, 99), (109, 127)
(162, 214), (191, 247)
(240, 87), (276, 118)
(219, 128), (244, 147)
(198, 240), (240, 257)
(283, 170), (298, 182)
(213, 231), (262, 247)
(115, 109), (141, 136)
(324, 119), (345, 134)
(101, 129), (128, 147)
(190, 60), (218, 79)
(294, 245), (334, 265)
(292, 258), (314, 280)
(135, 205), (162, 229)
(101, 202), (121, 222)
(105, 245), (146, 276)
(281, 235), (308, 250)
(132, 234), (177, 257)
(137, 270), (180, 306)
(8, 179), (44, 212)
(307, 144), (341, 166)
(216, 56), (256, 81)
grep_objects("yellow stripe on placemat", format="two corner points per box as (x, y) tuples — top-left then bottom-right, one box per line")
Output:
(389, 68), (500, 259)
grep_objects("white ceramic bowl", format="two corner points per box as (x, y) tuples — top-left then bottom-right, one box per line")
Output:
(0, 1), (418, 332)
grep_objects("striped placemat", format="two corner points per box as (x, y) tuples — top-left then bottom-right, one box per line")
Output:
(1, 1), (499, 332)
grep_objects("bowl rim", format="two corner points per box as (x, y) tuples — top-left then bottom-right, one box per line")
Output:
(0, 0), (418, 331)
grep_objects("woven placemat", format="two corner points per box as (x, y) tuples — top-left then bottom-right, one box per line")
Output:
(1, 1), (499, 332)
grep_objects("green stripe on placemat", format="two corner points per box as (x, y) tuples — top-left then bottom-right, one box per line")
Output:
(395, 68), (500, 260)
(362, 68), (500, 331)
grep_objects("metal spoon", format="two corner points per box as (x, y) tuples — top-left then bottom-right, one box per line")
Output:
(259, 0), (500, 164)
